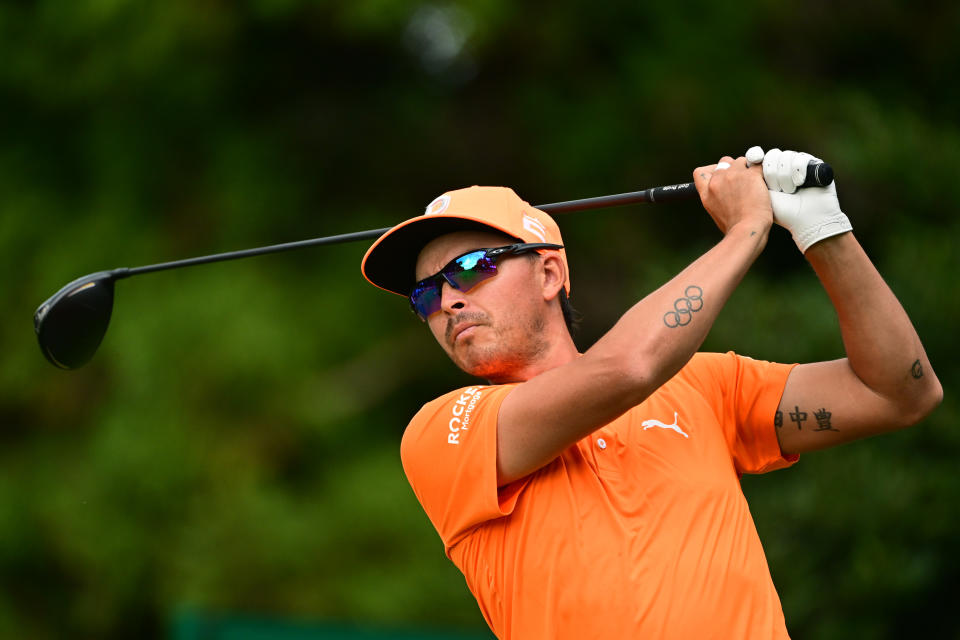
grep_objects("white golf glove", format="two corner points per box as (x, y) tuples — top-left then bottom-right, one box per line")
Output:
(748, 146), (852, 253)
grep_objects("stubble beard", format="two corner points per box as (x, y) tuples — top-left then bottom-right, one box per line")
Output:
(448, 311), (549, 382)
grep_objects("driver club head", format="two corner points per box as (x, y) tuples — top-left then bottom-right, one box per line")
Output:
(34, 271), (117, 369)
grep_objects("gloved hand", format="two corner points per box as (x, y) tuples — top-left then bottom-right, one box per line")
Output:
(747, 146), (852, 253)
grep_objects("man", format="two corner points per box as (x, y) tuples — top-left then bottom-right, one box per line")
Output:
(359, 148), (942, 639)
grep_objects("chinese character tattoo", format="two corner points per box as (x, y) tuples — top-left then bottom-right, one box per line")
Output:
(813, 407), (839, 432)
(789, 405), (807, 430)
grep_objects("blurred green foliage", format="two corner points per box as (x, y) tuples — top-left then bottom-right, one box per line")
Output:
(1, 0), (957, 638)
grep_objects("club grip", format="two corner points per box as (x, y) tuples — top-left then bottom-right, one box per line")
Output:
(804, 161), (834, 187)
(646, 182), (699, 203)
(644, 161), (833, 204)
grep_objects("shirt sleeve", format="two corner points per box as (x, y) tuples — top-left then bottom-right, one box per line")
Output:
(684, 352), (799, 474)
(400, 383), (526, 551)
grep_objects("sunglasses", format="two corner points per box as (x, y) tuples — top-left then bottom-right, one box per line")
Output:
(409, 242), (564, 320)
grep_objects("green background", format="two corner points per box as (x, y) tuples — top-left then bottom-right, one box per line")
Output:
(2, 1), (957, 638)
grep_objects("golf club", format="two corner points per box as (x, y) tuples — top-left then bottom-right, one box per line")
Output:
(35, 163), (833, 370)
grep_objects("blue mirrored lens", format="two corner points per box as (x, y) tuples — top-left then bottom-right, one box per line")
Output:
(449, 252), (497, 290)
(410, 250), (500, 319)
(411, 280), (442, 319)
(454, 250), (485, 271)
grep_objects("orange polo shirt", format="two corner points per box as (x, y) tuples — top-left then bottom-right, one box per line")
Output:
(400, 352), (798, 640)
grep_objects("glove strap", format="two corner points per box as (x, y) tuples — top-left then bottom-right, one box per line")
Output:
(795, 213), (853, 253)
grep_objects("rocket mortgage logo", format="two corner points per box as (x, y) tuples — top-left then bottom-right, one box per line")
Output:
(447, 387), (483, 445)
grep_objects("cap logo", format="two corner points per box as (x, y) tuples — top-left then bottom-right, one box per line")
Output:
(425, 194), (451, 216)
(522, 213), (547, 242)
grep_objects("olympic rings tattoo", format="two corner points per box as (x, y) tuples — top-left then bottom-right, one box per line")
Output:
(663, 285), (704, 328)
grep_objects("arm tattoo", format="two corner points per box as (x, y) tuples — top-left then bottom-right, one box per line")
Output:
(774, 410), (783, 428)
(911, 359), (924, 379)
(813, 407), (839, 432)
(663, 285), (704, 328)
(788, 406), (807, 430)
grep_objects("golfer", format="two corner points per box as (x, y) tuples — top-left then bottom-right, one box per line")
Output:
(360, 148), (942, 639)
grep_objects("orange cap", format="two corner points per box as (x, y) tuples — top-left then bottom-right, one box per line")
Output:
(361, 186), (570, 297)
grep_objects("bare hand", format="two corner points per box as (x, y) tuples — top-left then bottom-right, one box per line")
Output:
(693, 156), (773, 236)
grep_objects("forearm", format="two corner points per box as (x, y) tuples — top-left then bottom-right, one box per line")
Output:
(587, 221), (769, 403)
(804, 233), (942, 418)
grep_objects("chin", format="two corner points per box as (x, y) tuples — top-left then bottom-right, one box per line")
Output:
(453, 342), (524, 382)
(444, 317), (548, 382)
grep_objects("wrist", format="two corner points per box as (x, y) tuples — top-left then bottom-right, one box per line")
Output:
(802, 229), (855, 262)
(727, 216), (772, 243)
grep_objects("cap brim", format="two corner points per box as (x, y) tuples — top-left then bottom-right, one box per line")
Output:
(361, 216), (522, 297)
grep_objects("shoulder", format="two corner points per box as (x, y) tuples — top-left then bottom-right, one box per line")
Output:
(672, 352), (795, 405)
(678, 351), (786, 383)
(673, 351), (737, 390)
(414, 385), (492, 417)
(401, 384), (515, 452)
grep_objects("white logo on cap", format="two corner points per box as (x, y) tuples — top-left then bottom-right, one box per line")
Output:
(522, 213), (547, 242)
(425, 194), (451, 216)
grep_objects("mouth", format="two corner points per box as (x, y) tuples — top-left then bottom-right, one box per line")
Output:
(450, 323), (480, 344)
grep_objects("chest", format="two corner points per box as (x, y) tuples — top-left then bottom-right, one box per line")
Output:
(571, 386), (740, 498)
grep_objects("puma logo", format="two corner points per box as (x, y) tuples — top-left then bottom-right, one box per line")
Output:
(641, 412), (689, 438)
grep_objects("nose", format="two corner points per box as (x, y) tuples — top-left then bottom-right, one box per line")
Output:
(439, 280), (467, 314)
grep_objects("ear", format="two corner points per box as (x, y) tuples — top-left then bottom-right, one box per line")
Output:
(539, 252), (566, 303)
